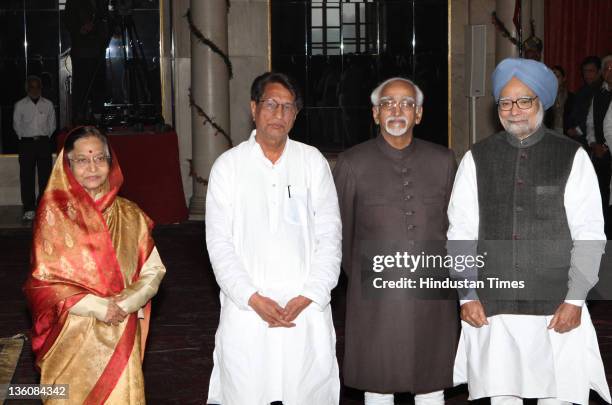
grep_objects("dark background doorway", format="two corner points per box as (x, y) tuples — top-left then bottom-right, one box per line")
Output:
(271, 0), (448, 152)
(0, 0), (160, 154)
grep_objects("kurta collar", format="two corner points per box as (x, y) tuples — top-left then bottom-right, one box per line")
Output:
(375, 133), (416, 160)
(503, 125), (546, 149)
(249, 129), (289, 167)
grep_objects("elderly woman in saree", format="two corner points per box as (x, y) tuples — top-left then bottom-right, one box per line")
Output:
(23, 126), (166, 404)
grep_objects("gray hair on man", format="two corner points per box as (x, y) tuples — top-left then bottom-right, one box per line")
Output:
(370, 77), (424, 107)
(602, 54), (612, 68)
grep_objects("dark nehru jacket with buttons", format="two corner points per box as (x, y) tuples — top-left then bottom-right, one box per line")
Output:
(472, 127), (580, 316)
(333, 134), (458, 394)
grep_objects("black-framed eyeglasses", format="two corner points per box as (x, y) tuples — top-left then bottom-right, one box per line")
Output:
(259, 99), (298, 115)
(497, 96), (538, 111)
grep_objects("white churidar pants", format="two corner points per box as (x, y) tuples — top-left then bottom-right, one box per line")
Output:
(364, 390), (444, 405)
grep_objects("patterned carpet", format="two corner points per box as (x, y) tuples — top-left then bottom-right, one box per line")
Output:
(0, 336), (25, 405)
(0, 224), (610, 404)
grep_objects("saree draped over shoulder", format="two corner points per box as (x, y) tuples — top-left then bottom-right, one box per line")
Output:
(23, 148), (157, 405)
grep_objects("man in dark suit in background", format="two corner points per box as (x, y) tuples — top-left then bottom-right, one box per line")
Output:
(566, 55), (602, 139)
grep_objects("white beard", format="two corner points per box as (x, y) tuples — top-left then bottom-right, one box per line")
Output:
(384, 116), (409, 137)
(499, 105), (544, 139)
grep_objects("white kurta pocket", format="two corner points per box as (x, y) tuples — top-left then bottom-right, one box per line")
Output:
(284, 185), (309, 226)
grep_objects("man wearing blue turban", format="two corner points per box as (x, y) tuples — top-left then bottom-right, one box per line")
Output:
(447, 58), (611, 405)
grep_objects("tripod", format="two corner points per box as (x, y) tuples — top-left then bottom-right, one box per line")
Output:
(65, 0), (111, 125)
(101, 0), (161, 127)
(116, 12), (151, 107)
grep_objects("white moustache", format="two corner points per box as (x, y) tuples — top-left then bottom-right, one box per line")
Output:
(384, 116), (409, 137)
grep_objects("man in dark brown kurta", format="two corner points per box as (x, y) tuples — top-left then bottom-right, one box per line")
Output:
(333, 77), (459, 405)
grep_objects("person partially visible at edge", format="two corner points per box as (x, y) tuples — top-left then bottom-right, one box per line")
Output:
(586, 54), (612, 237)
(449, 57), (610, 405)
(333, 77), (458, 405)
(205, 72), (342, 404)
(23, 126), (166, 404)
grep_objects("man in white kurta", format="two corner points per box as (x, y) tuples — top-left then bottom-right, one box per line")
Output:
(448, 58), (611, 405)
(205, 72), (341, 405)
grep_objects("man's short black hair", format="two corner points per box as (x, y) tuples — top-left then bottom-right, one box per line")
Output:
(250, 72), (303, 110)
(581, 55), (602, 70)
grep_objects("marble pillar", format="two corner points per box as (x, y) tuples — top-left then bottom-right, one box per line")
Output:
(450, 0), (500, 158)
(495, 0), (519, 63)
(228, 0), (270, 145)
(189, 0), (231, 220)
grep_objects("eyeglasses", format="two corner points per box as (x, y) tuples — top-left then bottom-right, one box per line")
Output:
(259, 99), (297, 115)
(378, 98), (417, 111)
(69, 155), (110, 168)
(497, 96), (538, 111)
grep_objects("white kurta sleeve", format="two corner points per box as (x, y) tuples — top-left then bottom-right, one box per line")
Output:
(605, 103), (612, 145)
(447, 151), (479, 241)
(206, 154), (258, 311)
(47, 100), (56, 135)
(447, 151), (480, 306)
(301, 153), (342, 309)
(563, 148), (606, 305)
(13, 101), (24, 139)
(116, 246), (166, 314)
(69, 294), (110, 321)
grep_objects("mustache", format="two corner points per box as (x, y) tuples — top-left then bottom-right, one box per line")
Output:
(385, 116), (409, 126)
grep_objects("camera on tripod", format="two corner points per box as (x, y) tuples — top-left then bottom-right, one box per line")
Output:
(103, 0), (161, 127)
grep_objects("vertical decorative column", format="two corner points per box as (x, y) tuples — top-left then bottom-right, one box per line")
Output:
(530, 0), (545, 58)
(495, 0), (519, 63)
(189, 0), (230, 220)
(159, 0), (172, 126)
(172, 0), (194, 205)
(521, 0), (532, 44)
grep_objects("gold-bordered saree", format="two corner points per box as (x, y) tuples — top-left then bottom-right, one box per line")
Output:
(24, 147), (155, 404)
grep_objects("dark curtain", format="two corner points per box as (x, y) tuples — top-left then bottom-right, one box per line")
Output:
(544, 0), (612, 92)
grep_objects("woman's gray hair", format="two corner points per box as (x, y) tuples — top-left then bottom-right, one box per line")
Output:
(370, 77), (424, 107)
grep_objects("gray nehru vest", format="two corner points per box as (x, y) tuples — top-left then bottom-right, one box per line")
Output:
(471, 127), (580, 316)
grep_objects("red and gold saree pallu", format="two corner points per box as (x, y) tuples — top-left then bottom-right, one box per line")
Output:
(23, 148), (155, 404)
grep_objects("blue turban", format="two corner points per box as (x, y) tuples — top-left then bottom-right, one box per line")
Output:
(492, 58), (558, 110)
